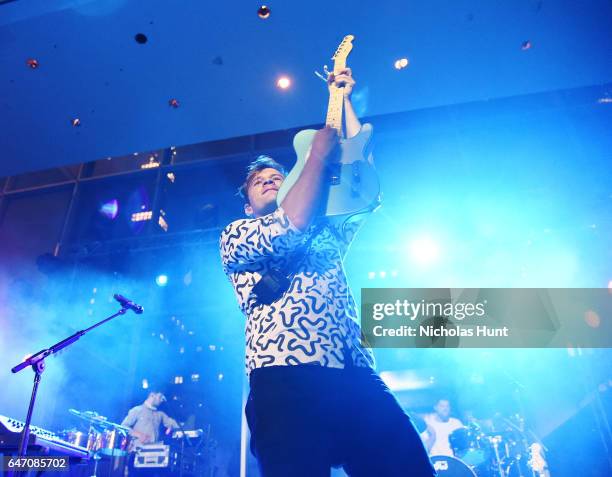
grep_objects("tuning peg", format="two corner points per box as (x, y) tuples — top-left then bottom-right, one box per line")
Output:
(314, 70), (327, 83)
(314, 65), (332, 83)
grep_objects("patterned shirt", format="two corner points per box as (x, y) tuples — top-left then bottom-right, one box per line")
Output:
(220, 207), (375, 375)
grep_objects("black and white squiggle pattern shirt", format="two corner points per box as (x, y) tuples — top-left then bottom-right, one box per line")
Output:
(220, 207), (375, 375)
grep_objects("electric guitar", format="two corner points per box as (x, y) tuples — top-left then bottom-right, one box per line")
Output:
(276, 35), (380, 217)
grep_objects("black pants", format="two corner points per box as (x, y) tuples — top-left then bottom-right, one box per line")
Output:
(246, 365), (436, 477)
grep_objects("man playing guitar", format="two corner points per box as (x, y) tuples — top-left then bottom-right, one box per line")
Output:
(220, 64), (435, 476)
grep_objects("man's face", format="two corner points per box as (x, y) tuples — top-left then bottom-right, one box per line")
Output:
(435, 399), (451, 420)
(245, 167), (284, 217)
(151, 393), (165, 407)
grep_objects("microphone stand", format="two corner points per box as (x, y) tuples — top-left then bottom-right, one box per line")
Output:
(9, 301), (142, 477)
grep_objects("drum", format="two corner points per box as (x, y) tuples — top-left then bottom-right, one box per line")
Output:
(97, 428), (130, 457)
(449, 426), (489, 467)
(431, 456), (477, 477)
(59, 428), (97, 451)
(487, 432), (533, 477)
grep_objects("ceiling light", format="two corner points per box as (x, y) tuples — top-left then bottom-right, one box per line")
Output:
(257, 6), (271, 19)
(277, 76), (291, 89)
(394, 58), (409, 70)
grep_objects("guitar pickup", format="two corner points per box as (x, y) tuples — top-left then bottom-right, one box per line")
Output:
(351, 162), (361, 183)
(350, 162), (363, 197)
(351, 161), (361, 182)
(329, 164), (341, 185)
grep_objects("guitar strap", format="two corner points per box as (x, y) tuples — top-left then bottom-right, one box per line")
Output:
(280, 219), (329, 283)
(251, 220), (326, 306)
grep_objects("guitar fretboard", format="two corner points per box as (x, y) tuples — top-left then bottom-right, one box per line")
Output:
(325, 36), (353, 135)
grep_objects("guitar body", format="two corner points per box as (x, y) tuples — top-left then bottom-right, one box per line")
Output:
(276, 123), (379, 217)
(276, 35), (379, 218)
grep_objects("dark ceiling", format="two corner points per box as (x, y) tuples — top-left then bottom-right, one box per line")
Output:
(1, 0), (611, 177)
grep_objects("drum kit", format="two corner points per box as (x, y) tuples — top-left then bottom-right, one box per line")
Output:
(434, 416), (549, 477)
(60, 409), (131, 475)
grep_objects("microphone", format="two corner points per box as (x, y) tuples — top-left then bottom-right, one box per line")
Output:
(113, 294), (144, 314)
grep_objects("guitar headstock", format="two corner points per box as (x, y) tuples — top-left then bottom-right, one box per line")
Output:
(331, 35), (355, 63)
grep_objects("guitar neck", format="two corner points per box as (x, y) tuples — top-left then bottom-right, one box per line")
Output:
(325, 61), (347, 136)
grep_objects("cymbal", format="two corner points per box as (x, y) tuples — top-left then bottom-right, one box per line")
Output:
(68, 409), (130, 432)
(69, 409), (106, 422)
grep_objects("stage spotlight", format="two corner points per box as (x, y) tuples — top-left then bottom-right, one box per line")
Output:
(380, 370), (431, 391)
(408, 236), (440, 265)
(156, 274), (169, 286)
(142, 379), (149, 389)
(99, 199), (119, 219)
(277, 76), (291, 89)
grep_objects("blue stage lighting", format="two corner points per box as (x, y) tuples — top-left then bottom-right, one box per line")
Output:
(99, 199), (119, 220)
(408, 236), (440, 266)
(156, 274), (169, 286)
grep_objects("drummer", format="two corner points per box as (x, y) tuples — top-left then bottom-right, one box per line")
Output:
(121, 391), (180, 448)
(420, 398), (464, 456)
